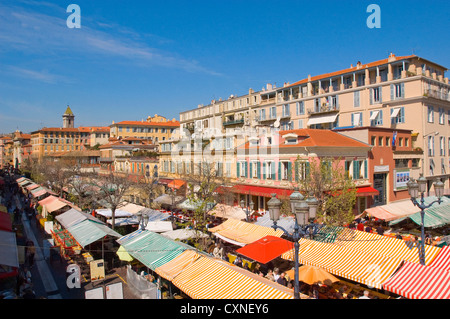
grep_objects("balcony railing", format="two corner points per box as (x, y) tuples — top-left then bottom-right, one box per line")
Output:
(223, 118), (244, 126)
(424, 88), (450, 102)
(307, 104), (340, 115)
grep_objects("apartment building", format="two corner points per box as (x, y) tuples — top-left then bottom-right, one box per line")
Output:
(336, 127), (421, 206)
(109, 114), (180, 145)
(0, 135), (13, 168)
(30, 107), (110, 161)
(268, 53), (449, 192)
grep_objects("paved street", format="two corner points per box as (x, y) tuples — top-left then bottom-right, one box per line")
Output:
(14, 193), (136, 299)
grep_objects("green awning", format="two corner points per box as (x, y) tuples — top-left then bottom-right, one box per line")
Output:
(389, 202), (450, 229)
(117, 230), (186, 270)
(67, 219), (122, 248)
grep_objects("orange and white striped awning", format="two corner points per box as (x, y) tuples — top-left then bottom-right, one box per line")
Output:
(154, 250), (201, 281)
(328, 228), (442, 265)
(429, 246), (450, 270)
(208, 218), (284, 246)
(281, 238), (405, 289)
(171, 256), (294, 299)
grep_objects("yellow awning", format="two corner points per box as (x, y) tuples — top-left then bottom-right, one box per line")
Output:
(281, 238), (405, 289)
(154, 250), (200, 281)
(327, 228), (441, 265)
(172, 256), (293, 299)
(208, 218), (284, 246)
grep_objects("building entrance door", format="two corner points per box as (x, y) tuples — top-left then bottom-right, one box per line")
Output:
(373, 173), (387, 205)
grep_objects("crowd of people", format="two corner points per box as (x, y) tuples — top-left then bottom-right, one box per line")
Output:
(0, 168), (38, 299)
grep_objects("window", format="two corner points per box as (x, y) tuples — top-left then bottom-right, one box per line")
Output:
(281, 161), (291, 180)
(266, 161), (275, 180)
(391, 107), (405, 124)
(399, 137), (403, 147)
(371, 136), (376, 146)
(118, 126), (122, 132)
(280, 121), (293, 130)
(370, 110), (383, 126)
(352, 160), (367, 180)
(270, 107), (277, 119)
(296, 101), (305, 115)
(371, 87), (382, 104)
(351, 112), (363, 127)
(428, 106), (434, 123)
(395, 159), (409, 168)
(412, 158), (420, 168)
(259, 109), (266, 121)
(295, 161), (309, 181)
(405, 138), (409, 147)
(439, 108), (445, 124)
(440, 137), (445, 156)
(428, 136), (435, 156)
(353, 91), (360, 107)
(386, 137), (390, 146)
(298, 119), (304, 129)
(225, 163), (231, 177)
(378, 137), (383, 146)
(391, 83), (405, 100)
(282, 104), (290, 117)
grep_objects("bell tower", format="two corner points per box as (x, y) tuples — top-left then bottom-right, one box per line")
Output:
(63, 105), (75, 128)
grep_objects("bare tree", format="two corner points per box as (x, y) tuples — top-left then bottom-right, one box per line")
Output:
(90, 173), (136, 229)
(39, 157), (78, 198)
(184, 161), (230, 251)
(134, 163), (164, 209)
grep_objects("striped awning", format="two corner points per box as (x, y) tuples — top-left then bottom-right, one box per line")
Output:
(323, 227), (441, 265)
(67, 219), (121, 248)
(281, 238), (405, 289)
(383, 261), (450, 299)
(154, 250), (201, 281)
(430, 246), (450, 270)
(208, 218), (285, 246)
(171, 256), (294, 299)
(118, 230), (186, 270)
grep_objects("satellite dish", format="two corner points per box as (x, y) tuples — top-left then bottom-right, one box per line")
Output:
(274, 117), (281, 128)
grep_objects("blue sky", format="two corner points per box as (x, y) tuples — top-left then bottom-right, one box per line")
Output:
(0, 0), (449, 133)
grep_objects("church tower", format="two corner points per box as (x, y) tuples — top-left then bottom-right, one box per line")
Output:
(63, 105), (75, 128)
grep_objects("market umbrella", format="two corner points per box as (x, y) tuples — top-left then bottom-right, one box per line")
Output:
(286, 265), (339, 285)
(236, 235), (293, 264)
(116, 245), (134, 262)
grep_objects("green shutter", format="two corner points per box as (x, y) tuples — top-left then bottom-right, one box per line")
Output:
(295, 161), (299, 182)
(278, 162), (282, 180)
(244, 161), (248, 178)
(257, 162), (261, 179)
(263, 162), (266, 179)
(364, 160), (368, 179)
(249, 162), (253, 178)
(272, 163), (276, 180)
(237, 162), (240, 177)
(288, 162), (292, 181)
(306, 162), (310, 179)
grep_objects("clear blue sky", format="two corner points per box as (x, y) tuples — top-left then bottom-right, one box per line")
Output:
(0, 0), (449, 133)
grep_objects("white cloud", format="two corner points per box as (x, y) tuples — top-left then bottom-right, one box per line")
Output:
(0, 2), (221, 75)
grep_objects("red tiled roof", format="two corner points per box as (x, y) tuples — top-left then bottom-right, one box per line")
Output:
(241, 129), (371, 149)
(286, 55), (416, 88)
(112, 120), (180, 127)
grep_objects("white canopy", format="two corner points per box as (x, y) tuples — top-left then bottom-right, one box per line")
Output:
(0, 230), (19, 268)
(307, 114), (338, 126)
(161, 228), (208, 241)
(96, 208), (134, 218)
(145, 221), (173, 233)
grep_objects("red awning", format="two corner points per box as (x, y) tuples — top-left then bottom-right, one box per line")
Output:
(356, 186), (379, 197)
(0, 212), (12, 232)
(236, 235), (294, 264)
(168, 179), (186, 190)
(229, 185), (293, 198)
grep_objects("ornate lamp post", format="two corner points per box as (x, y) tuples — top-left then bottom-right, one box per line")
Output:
(267, 189), (321, 299)
(240, 199), (254, 222)
(406, 175), (444, 265)
(136, 211), (150, 230)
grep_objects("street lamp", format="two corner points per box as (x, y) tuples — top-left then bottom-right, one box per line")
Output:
(240, 199), (254, 222)
(267, 190), (322, 299)
(136, 211), (149, 230)
(407, 175), (444, 265)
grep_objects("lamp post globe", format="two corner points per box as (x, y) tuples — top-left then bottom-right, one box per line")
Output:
(267, 193), (282, 222)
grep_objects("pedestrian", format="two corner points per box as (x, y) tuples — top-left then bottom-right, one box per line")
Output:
(359, 290), (371, 299)
(25, 240), (36, 268)
(265, 269), (274, 281)
(276, 272), (287, 286)
(233, 256), (243, 267)
(376, 224), (384, 236)
(365, 225), (372, 233)
(273, 267), (280, 281)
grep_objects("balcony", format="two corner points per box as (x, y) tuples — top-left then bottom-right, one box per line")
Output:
(307, 104), (340, 115)
(424, 88), (450, 102)
(223, 118), (244, 126)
